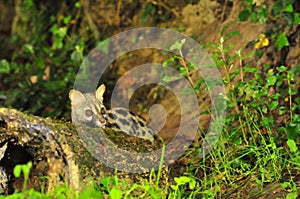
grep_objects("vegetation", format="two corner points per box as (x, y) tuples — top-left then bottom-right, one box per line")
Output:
(0, 0), (299, 198)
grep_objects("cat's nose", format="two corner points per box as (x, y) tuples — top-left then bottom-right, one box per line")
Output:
(99, 118), (106, 124)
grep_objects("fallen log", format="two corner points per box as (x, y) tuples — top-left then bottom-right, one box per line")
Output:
(0, 108), (167, 195)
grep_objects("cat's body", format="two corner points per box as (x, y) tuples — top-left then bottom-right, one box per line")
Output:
(69, 84), (155, 143)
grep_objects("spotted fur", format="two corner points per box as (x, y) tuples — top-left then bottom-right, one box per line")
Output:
(69, 84), (155, 143)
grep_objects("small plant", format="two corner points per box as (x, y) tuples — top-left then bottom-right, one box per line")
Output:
(13, 161), (32, 192)
(99, 177), (123, 199)
(169, 176), (196, 199)
(282, 181), (298, 199)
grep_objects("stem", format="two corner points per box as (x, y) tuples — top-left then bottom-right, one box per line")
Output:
(287, 72), (293, 120)
(178, 50), (212, 115)
(179, 49), (195, 88)
(239, 56), (244, 82)
(219, 38), (240, 114)
(156, 136), (165, 188)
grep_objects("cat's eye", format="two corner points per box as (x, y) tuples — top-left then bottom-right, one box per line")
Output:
(85, 110), (93, 117)
(101, 107), (106, 114)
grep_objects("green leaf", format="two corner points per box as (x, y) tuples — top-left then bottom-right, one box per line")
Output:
(162, 75), (170, 82)
(255, 49), (263, 58)
(233, 136), (243, 146)
(257, 5), (268, 24)
(276, 32), (289, 51)
(286, 122), (300, 139)
(287, 139), (298, 152)
(270, 100), (278, 110)
(57, 27), (67, 38)
(283, 4), (293, 13)
(179, 66), (187, 76)
(279, 106), (287, 114)
(170, 185), (177, 190)
(0, 59), (10, 74)
(97, 38), (110, 54)
(272, 1), (282, 18)
(174, 176), (191, 186)
(244, 67), (258, 73)
(63, 16), (72, 24)
(170, 39), (186, 51)
(50, 24), (58, 33)
(22, 165), (30, 177)
(71, 51), (82, 62)
(34, 56), (45, 68)
(266, 76), (277, 87)
(294, 13), (300, 24)
(109, 188), (122, 199)
(281, 181), (291, 189)
(13, 165), (22, 178)
(250, 11), (258, 23)
(225, 31), (240, 40)
(189, 179), (196, 189)
(100, 177), (110, 190)
(260, 116), (274, 127)
(182, 87), (195, 94)
(238, 10), (250, 21)
(23, 161), (32, 176)
(277, 65), (287, 72)
(264, 63), (271, 71)
(23, 44), (34, 54)
(287, 192), (298, 199)
(75, 1), (81, 8)
(162, 61), (168, 67)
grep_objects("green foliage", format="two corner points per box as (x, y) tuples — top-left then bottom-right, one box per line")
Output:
(238, 0), (268, 24)
(0, 60), (10, 74)
(0, 0), (85, 118)
(239, 0), (298, 24)
(275, 32), (290, 51)
(169, 176), (197, 199)
(13, 161), (32, 179)
(239, 0), (299, 52)
(282, 181), (299, 199)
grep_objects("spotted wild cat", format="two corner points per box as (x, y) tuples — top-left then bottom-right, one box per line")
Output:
(69, 84), (155, 143)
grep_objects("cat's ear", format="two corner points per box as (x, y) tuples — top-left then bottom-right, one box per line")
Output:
(69, 89), (85, 106)
(96, 84), (106, 102)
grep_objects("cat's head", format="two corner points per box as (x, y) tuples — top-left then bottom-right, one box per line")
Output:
(69, 84), (107, 128)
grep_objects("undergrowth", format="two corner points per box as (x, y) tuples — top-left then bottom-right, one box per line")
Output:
(2, 34), (300, 198)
